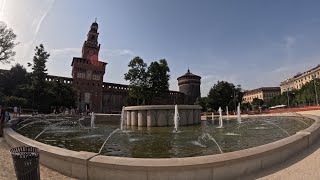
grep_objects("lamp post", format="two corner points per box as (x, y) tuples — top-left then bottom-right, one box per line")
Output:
(286, 90), (289, 108)
(313, 75), (319, 106)
(286, 89), (295, 108)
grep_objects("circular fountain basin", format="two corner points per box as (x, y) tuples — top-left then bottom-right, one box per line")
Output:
(4, 113), (320, 180)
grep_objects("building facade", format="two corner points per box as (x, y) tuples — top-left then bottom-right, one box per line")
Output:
(280, 65), (320, 93)
(243, 87), (281, 103)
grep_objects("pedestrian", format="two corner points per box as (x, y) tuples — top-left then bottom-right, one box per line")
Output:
(5, 109), (10, 122)
(13, 106), (18, 117)
(0, 107), (5, 137)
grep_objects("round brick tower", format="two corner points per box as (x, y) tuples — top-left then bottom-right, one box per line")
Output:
(177, 69), (201, 104)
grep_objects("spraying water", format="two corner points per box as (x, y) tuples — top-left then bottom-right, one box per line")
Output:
(173, 105), (180, 133)
(237, 103), (241, 123)
(226, 106), (229, 120)
(34, 121), (78, 140)
(98, 128), (120, 154)
(198, 133), (223, 154)
(264, 121), (290, 137)
(211, 112), (214, 121)
(218, 107), (223, 128)
(91, 112), (95, 128)
(120, 106), (126, 130)
(18, 120), (52, 130)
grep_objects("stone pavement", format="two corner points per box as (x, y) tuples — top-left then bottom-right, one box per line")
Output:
(0, 138), (74, 180)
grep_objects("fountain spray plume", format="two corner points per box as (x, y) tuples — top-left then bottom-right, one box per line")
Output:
(226, 106), (229, 120)
(91, 112), (95, 128)
(237, 103), (241, 123)
(211, 111), (214, 121)
(173, 105), (180, 133)
(218, 107), (223, 128)
(98, 128), (120, 154)
(120, 106), (126, 130)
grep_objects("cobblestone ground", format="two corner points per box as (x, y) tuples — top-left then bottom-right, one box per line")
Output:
(0, 138), (74, 180)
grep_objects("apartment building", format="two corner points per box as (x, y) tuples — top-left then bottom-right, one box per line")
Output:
(280, 65), (320, 93)
(243, 87), (281, 103)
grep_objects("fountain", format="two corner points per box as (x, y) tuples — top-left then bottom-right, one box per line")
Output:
(218, 107), (223, 128)
(237, 103), (241, 123)
(8, 110), (317, 179)
(173, 105), (180, 132)
(91, 112), (95, 128)
(211, 112), (214, 121)
(226, 106), (229, 119)
(120, 106), (126, 130)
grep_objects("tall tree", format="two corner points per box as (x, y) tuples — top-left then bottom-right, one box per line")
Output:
(207, 81), (243, 111)
(147, 59), (170, 99)
(124, 57), (149, 105)
(28, 44), (50, 110)
(0, 22), (18, 64)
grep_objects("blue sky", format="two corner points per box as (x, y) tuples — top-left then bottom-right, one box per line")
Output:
(2, 0), (320, 96)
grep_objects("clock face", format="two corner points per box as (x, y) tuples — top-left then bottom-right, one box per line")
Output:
(88, 49), (95, 55)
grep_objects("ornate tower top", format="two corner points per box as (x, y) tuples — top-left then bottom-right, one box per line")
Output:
(82, 20), (101, 60)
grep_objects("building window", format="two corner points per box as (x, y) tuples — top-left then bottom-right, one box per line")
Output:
(77, 73), (85, 78)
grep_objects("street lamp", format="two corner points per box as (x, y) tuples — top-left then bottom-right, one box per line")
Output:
(313, 75), (319, 106)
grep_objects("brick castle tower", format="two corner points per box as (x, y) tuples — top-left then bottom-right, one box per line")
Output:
(71, 21), (107, 112)
(177, 69), (201, 104)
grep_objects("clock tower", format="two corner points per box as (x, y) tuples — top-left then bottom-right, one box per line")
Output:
(71, 21), (107, 113)
(82, 20), (101, 61)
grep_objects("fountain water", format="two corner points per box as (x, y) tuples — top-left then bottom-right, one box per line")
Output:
(120, 106), (126, 130)
(218, 107), (223, 128)
(91, 112), (95, 128)
(237, 103), (241, 123)
(34, 120), (81, 140)
(173, 105), (180, 133)
(98, 128), (121, 154)
(198, 133), (223, 154)
(226, 106), (229, 119)
(263, 120), (290, 137)
(211, 112), (214, 121)
(18, 120), (52, 130)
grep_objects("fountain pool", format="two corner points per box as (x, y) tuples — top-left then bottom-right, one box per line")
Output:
(12, 115), (313, 158)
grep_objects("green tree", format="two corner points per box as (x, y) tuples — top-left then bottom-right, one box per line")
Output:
(251, 98), (264, 110)
(147, 59), (170, 100)
(2, 96), (27, 107)
(124, 57), (149, 105)
(47, 79), (77, 108)
(0, 64), (30, 96)
(195, 97), (209, 112)
(0, 22), (18, 64)
(28, 44), (50, 110)
(207, 81), (243, 111)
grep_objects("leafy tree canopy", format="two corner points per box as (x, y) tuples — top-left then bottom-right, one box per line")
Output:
(0, 22), (18, 64)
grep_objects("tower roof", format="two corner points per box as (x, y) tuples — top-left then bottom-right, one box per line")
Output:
(91, 19), (98, 27)
(177, 69), (201, 80)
